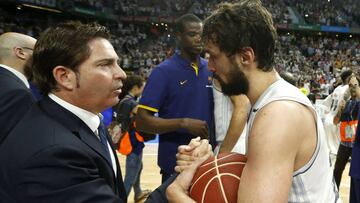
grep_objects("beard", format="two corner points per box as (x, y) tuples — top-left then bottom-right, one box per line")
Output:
(214, 61), (249, 96)
(23, 57), (33, 80)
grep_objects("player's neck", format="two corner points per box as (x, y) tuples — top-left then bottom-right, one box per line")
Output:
(247, 70), (280, 106)
(180, 51), (199, 64)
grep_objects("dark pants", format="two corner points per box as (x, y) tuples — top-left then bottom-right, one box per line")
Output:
(333, 144), (352, 188)
(160, 170), (173, 184)
(351, 178), (360, 203)
(124, 152), (143, 198)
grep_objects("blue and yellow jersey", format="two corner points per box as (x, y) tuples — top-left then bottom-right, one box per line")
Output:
(138, 52), (214, 173)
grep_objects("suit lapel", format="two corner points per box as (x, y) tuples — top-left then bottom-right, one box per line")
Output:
(38, 97), (115, 171)
(39, 96), (127, 199)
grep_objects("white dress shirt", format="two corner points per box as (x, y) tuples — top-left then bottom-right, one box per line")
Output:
(49, 93), (117, 175)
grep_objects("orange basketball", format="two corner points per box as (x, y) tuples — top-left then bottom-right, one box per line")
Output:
(189, 152), (247, 203)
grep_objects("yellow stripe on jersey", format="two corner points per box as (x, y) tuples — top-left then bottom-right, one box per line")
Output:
(137, 104), (159, 113)
(191, 63), (198, 76)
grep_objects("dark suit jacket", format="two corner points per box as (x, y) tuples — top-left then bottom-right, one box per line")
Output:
(350, 111), (360, 179)
(0, 67), (35, 145)
(0, 96), (127, 203)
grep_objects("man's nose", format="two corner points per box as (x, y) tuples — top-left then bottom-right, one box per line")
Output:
(115, 64), (127, 80)
(207, 59), (216, 72)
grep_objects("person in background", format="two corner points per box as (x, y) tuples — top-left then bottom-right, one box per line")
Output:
(114, 75), (151, 202)
(333, 75), (360, 189)
(322, 69), (353, 159)
(136, 13), (214, 183)
(0, 32), (36, 145)
(348, 78), (360, 203)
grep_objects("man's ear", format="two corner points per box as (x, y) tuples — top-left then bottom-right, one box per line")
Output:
(13, 47), (27, 60)
(52, 66), (77, 91)
(235, 47), (255, 67)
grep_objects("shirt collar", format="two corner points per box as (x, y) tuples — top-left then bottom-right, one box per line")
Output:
(48, 93), (100, 133)
(0, 64), (30, 88)
(174, 51), (203, 70)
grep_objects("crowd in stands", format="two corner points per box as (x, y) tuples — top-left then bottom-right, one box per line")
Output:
(341, 0), (360, 27)
(276, 32), (360, 99)
(2, 0), (360, 97)
(262, 0), (291, 24)
(113, 0), (193, 17)
(190, 0), (291, 24)
(51, 0), (360, 28)
(0, 7), (45, 37)
(285, 0), (359, 27)
(109, 21), (171, 78)
(0, 5), (171, 78)
(73, 0), (106, 11)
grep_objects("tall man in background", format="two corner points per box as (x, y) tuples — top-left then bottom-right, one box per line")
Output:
(136, 14), (214, 183)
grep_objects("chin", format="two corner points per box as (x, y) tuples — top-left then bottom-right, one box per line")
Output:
(190, 48), (202, 55)
(110, 97), (120, 106)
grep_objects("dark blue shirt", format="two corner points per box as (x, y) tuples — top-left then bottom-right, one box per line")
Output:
(340, 99), (359, 147)
(350, 101), (360, 178)
(138, 52), (214, 174)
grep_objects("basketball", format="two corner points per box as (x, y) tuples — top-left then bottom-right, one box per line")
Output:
(189, 152), (247, 203)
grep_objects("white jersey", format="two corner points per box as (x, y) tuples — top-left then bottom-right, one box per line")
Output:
(213, 88), (247, 154)
(328, 85), (349, 116)
(321, 84), (349, 155)
(246, 79), (340, 203)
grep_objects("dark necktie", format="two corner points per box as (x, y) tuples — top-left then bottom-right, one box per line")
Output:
(98, 122), (112, 166)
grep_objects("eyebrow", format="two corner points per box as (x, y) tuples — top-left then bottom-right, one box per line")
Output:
(21, 47), (34, 50)
(205, 49), (214, 55)
(186, 30), (202, 34)
(94, 58), (119, 65)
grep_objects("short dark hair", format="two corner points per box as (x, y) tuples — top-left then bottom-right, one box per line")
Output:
(32, 21), (110, 95)
(280, 71), (296, 86)
(203, 0), (277, 71)
(119, 75), (144, 100)
(340, 69), (353, 83)
(175, 13), (202, 33)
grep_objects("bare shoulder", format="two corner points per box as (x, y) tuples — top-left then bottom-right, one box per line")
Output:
(238, 101), (317, 202)
(253, 100), (314, 129)
(248, 100), (316, 160)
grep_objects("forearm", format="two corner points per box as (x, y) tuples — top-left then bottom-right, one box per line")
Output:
(166, 184), (196, 203)
(136, 108), (209, 139)
(219, 108), (247, 153)
(136, 109), (184, 134)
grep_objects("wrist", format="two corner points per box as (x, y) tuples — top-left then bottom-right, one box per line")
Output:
(166, 182), (190, 203)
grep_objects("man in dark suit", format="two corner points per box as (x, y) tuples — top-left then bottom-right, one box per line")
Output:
(0, 32), (37, 145)
(0, 22), (127, 202)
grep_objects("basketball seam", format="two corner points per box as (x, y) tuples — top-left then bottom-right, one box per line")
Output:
(190, 161), (246, 192)
(189, 162), (245, 193)
(199, 153), (238, 168)
(200, 173), (240, 203)
(189, 153), (246, 203)
(214, 157), (228, 203)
